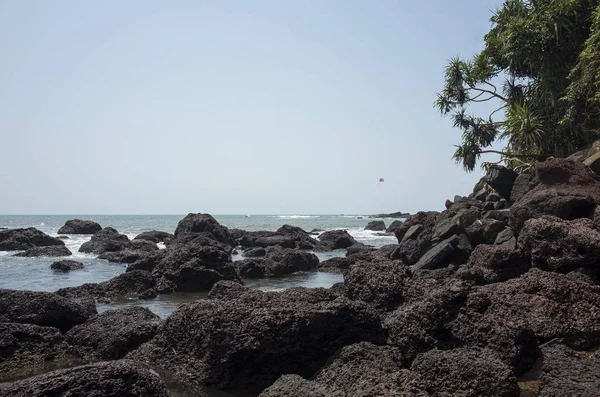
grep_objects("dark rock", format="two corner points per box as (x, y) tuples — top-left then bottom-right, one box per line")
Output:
(412, 235), (458, 270)
(317, 257), (354, 273)
(13, 245), (72, 257)
(0, 323), (71, 379)
(50, 260), (84, 272)
(473, 176), (487, 194)
(0, 289), (96, 332)
(0, 360), (169, 397)
(57, 219), (102, 235)
(133, 230), (173, 243)
(0, 228), (64, 251)
(494, 227), (517, 249)
(510, 172), (534, 203)
(445, 199), (454, 209)
(66, 307), (161, 360)
(207, 280), (248, 300)
(130, 287), (385, 391)
(57, 235), (69, 240)
(315, 230), (357, 251)
(79, 227), (131, 255)
(392, 212), (440, 266)
(344, 259), (411, 310)
(519, 216), (600, 273)
(486, 165), (518, 200)
(463, 244), (530, 284)
(465, 218), (506, 246)
(453, 233), (474, 265)
(483, 209), (510, 223)
(432, 207), (481, 242)
(126, 251), (166, 272)
(276, 225), (318, 249)
(98, 240), (158, 264)
(539, 343), (600, 397)
(242, 247), (266, 257)
(56, 270), (155, 303)
(400, 224), (423, 242)
(235, 248), (319, 278)
(151, 234), (238, 292)
(364, 220), (386, 231)
(229, 228), (246, 241)
(259, 374), (329, 397)
(410, 347), (520, 397)
(495, 199), (508, 209)
(486, 192), (502, 202)
(474, 186), (491, 201)
(483, 201), (496, 210)
(368, 211), (410, 218)
(385, 220), (404, 233)
(509, 158), (600, 231)
(174, 213), (235, 246)
(138, 288), (158, 300)
(345, 243), (375, 258)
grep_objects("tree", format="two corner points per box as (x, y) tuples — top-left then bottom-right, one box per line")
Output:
(436, 0), (600, 172)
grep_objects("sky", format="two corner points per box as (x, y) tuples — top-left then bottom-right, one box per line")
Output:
(0, 0), (506, 215)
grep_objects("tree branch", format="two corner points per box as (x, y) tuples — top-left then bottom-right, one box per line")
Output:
(479, 150), (550, 158)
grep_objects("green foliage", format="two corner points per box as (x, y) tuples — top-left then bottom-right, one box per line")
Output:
(437, 0), (600, 171)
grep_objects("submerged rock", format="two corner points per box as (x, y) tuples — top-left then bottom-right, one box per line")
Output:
(57, 219), (102, 235)
(13, 245), (72, 257)
(0, 228), (64, 251)
(50, 260), (84, 272)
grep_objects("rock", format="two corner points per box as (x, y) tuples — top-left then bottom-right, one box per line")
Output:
(494, 227), (517, 249)
(0, 289), (96, 332)
(79, 227), (131, 255)
(13, 245), (72, 257)
(519, 216), (600, 273)
(486, 165), (518, 200)
(259, 375), (329, 397)
(0, 228), (64, 251)
(410, 347), (520, 397)
(242, 247), (266, 257)
(57, 219), (102, 234)
(392, 212), (440, 266)
(125, 251), (166, 272)
(473, 186), (491, 201)
(57, 235), (69, 240)
(510, 172), (534, 203)
(345, 243), (375, 258)
(315, 230), (357, 251)
(486, 192), (502, 202)
(364, 220), (386, 231)
(401, 224), (423, 243)
(238, 230), (316, 250)
(483, 209), (510, 223)
(539, 343), (600, 397)
(130, 287), (385, 391)
(0, 360), (169, 397)
(483, 201), (496, 210)
(50, 260), (84, 272)
(385, 220), (404, 233)
(509, 158), (600, 231)
(56, 270), (155, 303)
(463, 244), (530, 284)
(368, 211), (410, 218)
(98, 241), (158, 264)
(133, 230), (173, 243)
(317, 257), (354, 273)
(465, 218), (506, 246)
(207, 280), (248, 300)
(595, 206), (600, 229)
(411, 235), (458, 270)
(66, 307), (161, 360)
(495, 199), (508, 209)
(151, 234), (238, 292)
(235, 248), (319, 278)
(174, 213), (235, 246)
(344, 259), (411, 310)
(0, 323), (71, 379)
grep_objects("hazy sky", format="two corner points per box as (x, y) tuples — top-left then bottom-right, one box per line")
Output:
(0, 0), (505, 215)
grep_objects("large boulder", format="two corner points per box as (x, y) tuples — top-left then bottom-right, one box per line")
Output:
(509, 158), (600, 231)
(391, 211), (439, 266)
(66, 307), (161, 360)
(50, 260), (84, 272)
(314, 230), (357, 251)
(13, 245), (72, 257)
(485, 165), (518, 200)
(129, 287), (385, 391)
(56, 270), (156, 303)
(0, 323), (71, 379)
(317, 257), (355, 273)
(79, 227), (131, 255)
(386, 219), (404, 234)
(57, 219), (102, 234)
(133, 230), (173, 243)
(235, 248), (319, 278)
(174, 213), (235, 246)
(0, 360), (169, 397)
(462, 244), (530, 285)
(0, 228), (64, 251)
(151, 234), (238, 293)
(519, 216), (600, 273)
(465, 218), (506, 246)
(364, 220), (385, 231)
(538, 343), (600, 397)
(98, 240), (159, 264)
(275, 225), (318, 249)
(0, 289), (96, 332)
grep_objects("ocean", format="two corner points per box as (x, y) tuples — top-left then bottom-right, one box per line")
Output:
(0, 214), (398, 318)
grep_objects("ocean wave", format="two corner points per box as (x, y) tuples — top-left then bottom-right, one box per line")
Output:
(273, 215), (321, 219)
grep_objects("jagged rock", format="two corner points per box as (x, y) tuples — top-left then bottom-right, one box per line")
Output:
(412, 235), (458, 270)
(125, 251), (166, 272)
(0, 289), (96, 332)
(57, 235), (69, 240)
(66, 307), (161, 360)
(462, 244), (530, 284)
(494, 227), (517, 249)
(276, 225), (318, 249)
(364, 221), (386, 231)
(56, 270), (155, 303)
(315, 230), (357, 251)
(519, 216), (600, 273)
(386, 220), (404, 233)
(483, 201), (496, 210)
(259, 375), (329, 397)
(79, 227), (131, 255)
(235, 248), (319, 278)
(133, 230), (173, 243)
(431, 208), (480, 242)
(243, 247), (266, 257)
(483, 209), (510, 223)
(174, 213), (235, 246)
(238, 229), (317, 250)
(0, 228), (64, 251)
(50, 260), (84, 272)
(539, 343), (600, 397)
(392, 212), (439, 266)
(495, 199), (508, 209)
(465, 218), (506, 246)
(509, 159), (600, 231)
(13, 245), (72, 257)
(0, 323), (71, 379)
(317, 257), (354, 273)
(207, 280), (248, 300)
(129, 287), (385, 391)
(98, 241), (158, 264)
(0, 360), (169, 397)
(486, 165), (518, 200)
(401, 224), (423, 243)
(57, 219), (102, 234)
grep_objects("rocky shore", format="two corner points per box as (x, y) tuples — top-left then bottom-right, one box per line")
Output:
(0, 157), (599, 396)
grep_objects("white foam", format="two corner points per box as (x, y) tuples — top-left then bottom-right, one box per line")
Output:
(157, 242), (166, 250)
(274, 215), (321, 219)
